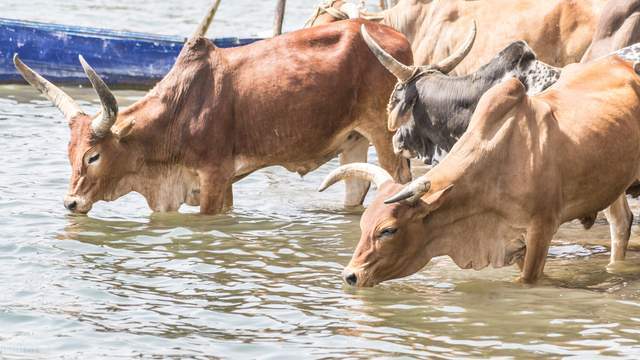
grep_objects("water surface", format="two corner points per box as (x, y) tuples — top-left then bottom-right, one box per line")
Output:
(1, 1), (639, 358)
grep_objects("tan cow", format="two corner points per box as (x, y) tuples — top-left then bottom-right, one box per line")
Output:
(14, 19), (417, 214)
(308, 0), (607, 74)
(320, 54), (640, 287)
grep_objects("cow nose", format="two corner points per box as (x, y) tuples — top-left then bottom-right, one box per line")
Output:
(343, 272), (358, 286)
(64, 199), (77, 211)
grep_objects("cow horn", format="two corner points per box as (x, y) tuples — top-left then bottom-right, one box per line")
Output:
(361, 24), (415, 82)
(384, 177), (431, 204)
(13, 54), (84, 121)
(318, 163), (393, 192)
(79, 55), (118, 137)
(433, 20), (477, 74)
(191, 0), (222, 40)
(339, 3), (361, 18)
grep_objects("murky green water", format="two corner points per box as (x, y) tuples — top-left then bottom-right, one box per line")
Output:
(1, 1), (639, 358)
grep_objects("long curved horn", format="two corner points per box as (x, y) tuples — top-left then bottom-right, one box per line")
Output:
(79, 55), (118, 137)
(432, 20), (477, 74)
(191, 0), (222, 40)
(339, 3), (361, 18)
(361, 24), (414, 82)
(319, 163), (393, 192)
(13, 54), (84, 121)
(384, 177), (430, 204)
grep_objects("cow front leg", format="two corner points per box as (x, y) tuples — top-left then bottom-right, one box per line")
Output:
(339, 133), (371, 206)
(369, 132), (412, 184)
(604, 194), (633, 265)
(519, 224), (554, 284)
(223, 184), (234, 210)
(198, 168), (232, 215)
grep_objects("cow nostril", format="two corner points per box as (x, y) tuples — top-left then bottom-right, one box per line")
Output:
(344, 273), (357, 286)
(64, 200), (77, 211)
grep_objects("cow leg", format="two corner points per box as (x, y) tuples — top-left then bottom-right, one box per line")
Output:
(198, 168), (232, 215)
(340, 133), (371, 206)
(604, 194), (633, 264)
(223, 184), (234, 210)
(519, 225), (554, 284)
(369, 132), (412, 184)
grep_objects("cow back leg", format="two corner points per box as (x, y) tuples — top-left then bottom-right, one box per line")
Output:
(519, 224), (554, 284)
(198, 167), (233, 215)
(604, 194), (633, 264)
(368, 131), (412, 184)
(340, 133), (371, 206)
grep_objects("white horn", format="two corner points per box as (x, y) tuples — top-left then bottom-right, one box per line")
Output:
(319, 163), (393, 192)
(79, 55), (118, 138)
(361, 24), (415, 82)
(384, 177), (431, 204)
(13, 54), (84, 121)
(433, 20), (477, 74)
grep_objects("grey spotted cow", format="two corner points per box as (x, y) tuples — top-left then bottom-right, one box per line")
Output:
(361, 24), (561, 165)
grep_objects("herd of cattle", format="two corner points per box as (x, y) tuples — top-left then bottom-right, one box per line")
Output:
(12, 0), (640, 287)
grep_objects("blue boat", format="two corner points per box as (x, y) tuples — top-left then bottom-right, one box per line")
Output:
(0, 18), (261, 88)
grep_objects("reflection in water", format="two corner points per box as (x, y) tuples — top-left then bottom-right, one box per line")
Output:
(1, 0), (640, 357)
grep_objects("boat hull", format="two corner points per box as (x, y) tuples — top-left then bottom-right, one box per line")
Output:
(0, 18), (261, 88)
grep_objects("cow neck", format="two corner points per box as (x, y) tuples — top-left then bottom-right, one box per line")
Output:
(416, 140), (527, 270)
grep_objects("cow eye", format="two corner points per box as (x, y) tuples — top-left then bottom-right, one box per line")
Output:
(379, 227), (398, 238)
(87, 153), (100, 165)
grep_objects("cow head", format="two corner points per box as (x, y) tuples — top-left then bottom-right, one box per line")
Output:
(305, 1), (385, 28)
(319, 163), (452, 287)
(361, 23), (477, 132)
(304, 1), (358, 27)
(14, 55), (139, 213)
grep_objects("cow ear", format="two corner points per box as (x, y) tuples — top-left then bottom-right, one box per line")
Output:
(412, 184), (454, 219)
(111, 117), (136, 140)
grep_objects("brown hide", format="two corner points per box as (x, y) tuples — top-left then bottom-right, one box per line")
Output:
(57, 20), (413, 214)
(314, 0), (607, 74)
(332, 56), (640, 286)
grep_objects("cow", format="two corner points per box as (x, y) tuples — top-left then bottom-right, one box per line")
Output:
(582, 0), (640, 63)
(13, 20), (415, 214)
(319, 51), (640, 287)
(359, 24), (561, 164)
(579, 0), (640, 221)
(307, 0), (607, 75)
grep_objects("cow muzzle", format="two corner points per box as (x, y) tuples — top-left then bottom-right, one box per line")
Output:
(64, 195), (92, 214)
(341, 266), (373, 287)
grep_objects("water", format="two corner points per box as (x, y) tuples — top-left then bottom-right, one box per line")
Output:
(1, 1), (640, 358)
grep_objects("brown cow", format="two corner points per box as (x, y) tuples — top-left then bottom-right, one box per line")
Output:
(320, 54), (640, 287)
(14, 20), (415, 214)
(308, 0), (607, 74)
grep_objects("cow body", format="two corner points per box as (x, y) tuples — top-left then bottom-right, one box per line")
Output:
(320, 54), (640, 287)
(311, 0), (606, 74)
(16, 20), (412, 214)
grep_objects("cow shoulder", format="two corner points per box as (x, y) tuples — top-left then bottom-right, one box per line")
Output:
(468, 78), (527, 139)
